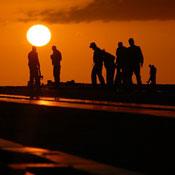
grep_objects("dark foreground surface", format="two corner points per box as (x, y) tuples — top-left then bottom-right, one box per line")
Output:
(0, 84), (175, 174)
(0, 83), (175, 105)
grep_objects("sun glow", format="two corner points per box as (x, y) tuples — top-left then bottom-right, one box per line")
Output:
(27, 24), (51, 47)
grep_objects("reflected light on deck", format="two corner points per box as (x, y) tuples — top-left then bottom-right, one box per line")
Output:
(24, 172), (35, 175)
(37, 100), (52, 106)
(23, 147), (48, 155)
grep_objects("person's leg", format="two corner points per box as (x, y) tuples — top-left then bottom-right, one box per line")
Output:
(54, 66), (60, 87)
(29, 68), (34, 88)
(35, 70), (41, 89)
(108, 66), (115, 88)
(115, 67), (122, 86)
(127, 67), (133, 86)
(97, 66), (105, 86)
(134, 65), (142, 85)
(91, 65), (97, 86)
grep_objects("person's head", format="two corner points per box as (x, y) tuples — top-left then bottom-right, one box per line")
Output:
(149, 64), (153, 69)
(152, 65), (156, 69)
(32, 46), (37, 52)
(89, 42), (97, 50)
(118, 42), (123, 48)
(128, 38), (135, 46)
(52, 45), (57, 51)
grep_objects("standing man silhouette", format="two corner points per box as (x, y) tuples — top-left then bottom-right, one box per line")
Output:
(89, 42), (105, 87)
(28, 46), (41, 89)
(128, 38), (144, 86)
(50, 45), (62, 88)
(115, 42), (128, 86)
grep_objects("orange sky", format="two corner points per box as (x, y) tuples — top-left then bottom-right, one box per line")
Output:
(0, 0), (175, 85)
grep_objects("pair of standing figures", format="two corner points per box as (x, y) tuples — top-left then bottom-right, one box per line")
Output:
(28, 45), (62, 89)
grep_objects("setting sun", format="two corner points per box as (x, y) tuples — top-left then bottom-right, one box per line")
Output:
(27, 24), (51, 47)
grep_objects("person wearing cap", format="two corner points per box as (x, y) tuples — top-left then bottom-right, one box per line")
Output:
(89, 42), (105, 87)
(50, 45), (62, 88)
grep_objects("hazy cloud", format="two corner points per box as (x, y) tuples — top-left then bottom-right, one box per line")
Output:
(20, 0), (175, 23)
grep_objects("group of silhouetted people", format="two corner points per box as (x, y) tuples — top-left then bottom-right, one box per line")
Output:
(90, 38), (157, 89)
(28, 45), (62, 90)
(27, 38), (157, 93)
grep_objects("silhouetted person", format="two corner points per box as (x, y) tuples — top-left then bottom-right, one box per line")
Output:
(115, 42), (128, 86)
(50, 45), (62, 88)
(147, 64), (157, 85)
(103, 50), (115, 88)
(28, 46), (41, 89)
(89, 42), (105, 87)
(128, 38), (144, 86)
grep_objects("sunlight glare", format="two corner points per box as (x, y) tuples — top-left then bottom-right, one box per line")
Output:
(27, 24), (51, 47)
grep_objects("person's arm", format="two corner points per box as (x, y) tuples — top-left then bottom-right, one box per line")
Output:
(93, 52), (96, 64)
(36, 53), (41, 76)
(36, 53), (40, 68)
(115, 49), (119, 67)
(27, 53), (30, 66)
(147, 78), (150, 84)
(139, 47), (144, 67)
(59, 51), (62, 61)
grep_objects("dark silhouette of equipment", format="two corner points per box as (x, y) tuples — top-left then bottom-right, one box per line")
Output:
(147, 64), (157, 85)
